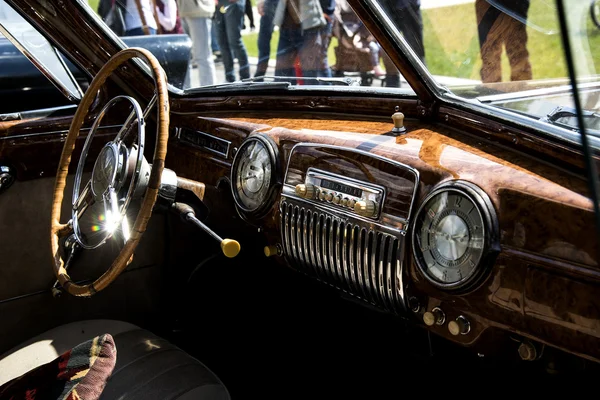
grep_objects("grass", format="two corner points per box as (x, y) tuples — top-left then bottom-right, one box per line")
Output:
(86, 0), (599, 82)
(241, 0), (600, 82)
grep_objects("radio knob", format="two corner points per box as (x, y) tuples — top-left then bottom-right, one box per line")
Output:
(332, 194), (342, 204)
(354, 200), (377, 217)
(295, 183), (315, 199)
(325, 192), (333, 202)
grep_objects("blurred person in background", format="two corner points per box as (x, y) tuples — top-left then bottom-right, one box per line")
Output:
(179, 0), (217, 85)
(156, 0), (184, 34)
(124, 0), (159, 35)
(475, 0), (532, 83)
(254, 0), (279, 79)
(214, 0), (250, 82)
(273, 0), (336, 84)
(379, 0), (425, 87)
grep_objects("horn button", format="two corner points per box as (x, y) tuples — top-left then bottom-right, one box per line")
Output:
(91, 143), (121, 199)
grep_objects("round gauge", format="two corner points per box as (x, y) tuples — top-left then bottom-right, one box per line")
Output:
(231, 135), (280, 217)
(412, 180), (499, 291)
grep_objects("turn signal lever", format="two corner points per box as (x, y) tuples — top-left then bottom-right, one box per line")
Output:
(171, 202), (240, 258)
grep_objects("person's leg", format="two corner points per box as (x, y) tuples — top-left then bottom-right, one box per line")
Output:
(476, 0), (502, 83)
(211, 19), (220, 53)
(398, 4), (425, 64)
(504, 6), (532, 81)
(298, 21), (333, 82)
(215, 10), (235, 82)
(224, 0), (250, 80)
(255, 0), (278, 78)
(381, 49), (400, 87)
(274, 27), (300, 84)
(187, 17), (217, 86)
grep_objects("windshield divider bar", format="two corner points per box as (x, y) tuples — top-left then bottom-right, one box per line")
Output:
(556, 0), (600, 251)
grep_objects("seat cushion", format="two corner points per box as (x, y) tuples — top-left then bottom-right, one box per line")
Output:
(0, 320), (230, 400)
(0, 333), (117, 400)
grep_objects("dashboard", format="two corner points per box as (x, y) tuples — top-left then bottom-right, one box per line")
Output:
(167, 113), (599, 363)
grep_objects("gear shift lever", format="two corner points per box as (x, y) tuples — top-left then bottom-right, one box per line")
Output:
(171, 202), (241, 258)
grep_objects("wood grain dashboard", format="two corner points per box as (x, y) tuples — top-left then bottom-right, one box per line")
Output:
(166, 111), (599, 363)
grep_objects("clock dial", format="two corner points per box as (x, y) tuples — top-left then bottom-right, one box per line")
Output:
(412, 182), (496, 290)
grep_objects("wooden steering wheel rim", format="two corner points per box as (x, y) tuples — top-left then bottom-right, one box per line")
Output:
(50, 47), (169, 297)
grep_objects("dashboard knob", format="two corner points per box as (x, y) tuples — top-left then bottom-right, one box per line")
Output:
(264, 245), (281, 257)
(325, 192), (333, 202)
(448, 315), (471, 336)
(423, 307), (445, 326)
(354, 200), (377, 217)
(332, 194), (342, 204)
(295, 183), (315, 199)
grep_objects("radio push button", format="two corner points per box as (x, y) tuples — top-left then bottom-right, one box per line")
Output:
(354, 200), (377, 217)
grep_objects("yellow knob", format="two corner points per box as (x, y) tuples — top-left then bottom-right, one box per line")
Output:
(423, 312), (435, 326)
(221, 239), (241, 258)
(354, 200), (376, 217)
(325, 192), (333, 202)
(295, 183), (315, 199)
(332, 195), (342, 204)
(264, 245), (280, 257)
(448, 316), (470, 336)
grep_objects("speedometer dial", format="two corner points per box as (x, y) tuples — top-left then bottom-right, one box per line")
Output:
(231, 135), (280, 217)
(412, 180), (499, 291)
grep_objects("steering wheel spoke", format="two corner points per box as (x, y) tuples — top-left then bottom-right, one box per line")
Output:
(73, 180), (95, 218)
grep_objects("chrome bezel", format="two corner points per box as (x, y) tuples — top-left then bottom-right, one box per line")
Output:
(230, 134), (281, 219)
(411, 180), (500, 292)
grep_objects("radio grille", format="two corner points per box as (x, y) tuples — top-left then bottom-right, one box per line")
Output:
(280, 199), (405, 312)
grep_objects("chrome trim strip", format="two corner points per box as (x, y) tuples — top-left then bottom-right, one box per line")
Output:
(395, 239), (405, 310)
(341, 223), (350, 292)
(386, 239), (397, 313)
(370, 232), (380, 304)
(334, 220), (344, 287)
(176, 127), (231, 158)
(283, 202), (292, 261)
(315, 214), (323, 273)
(296, 208), (307, 268)
(328, 218), (337, 282)
(357, 228), (368, 300)
(378, 234), (389, 310)
(290, 206), (298, 263)
(0, 21), (82, 102)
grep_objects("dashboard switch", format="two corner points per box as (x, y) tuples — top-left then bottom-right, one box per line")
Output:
(354, 200), (377, 217)
(423, 307), (445, 326)
(332, 194), (342, 204)
(264, 244), (281, 257)
(448, 315), (471, 336)
(295, 183), (316, 199)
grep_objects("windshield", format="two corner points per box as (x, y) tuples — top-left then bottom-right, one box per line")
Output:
(89, 0), (598, 131)
(371, 0), (599, 132)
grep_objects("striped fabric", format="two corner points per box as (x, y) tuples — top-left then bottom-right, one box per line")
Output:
(0, 334), (116, 400)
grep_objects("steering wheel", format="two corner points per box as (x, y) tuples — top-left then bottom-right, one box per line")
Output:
(50, 48), (169, 297)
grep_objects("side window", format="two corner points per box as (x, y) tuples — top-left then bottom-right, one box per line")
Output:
(0, 1), (85, 114)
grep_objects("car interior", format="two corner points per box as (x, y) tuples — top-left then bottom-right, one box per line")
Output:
(1, 0), (600, 398)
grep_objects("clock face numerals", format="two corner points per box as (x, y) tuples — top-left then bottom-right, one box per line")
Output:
(413, 189), (487, 288)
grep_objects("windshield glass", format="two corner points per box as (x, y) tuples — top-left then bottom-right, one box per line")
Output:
(372, 0), (599, 132)
(89, 0), (598, 131)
